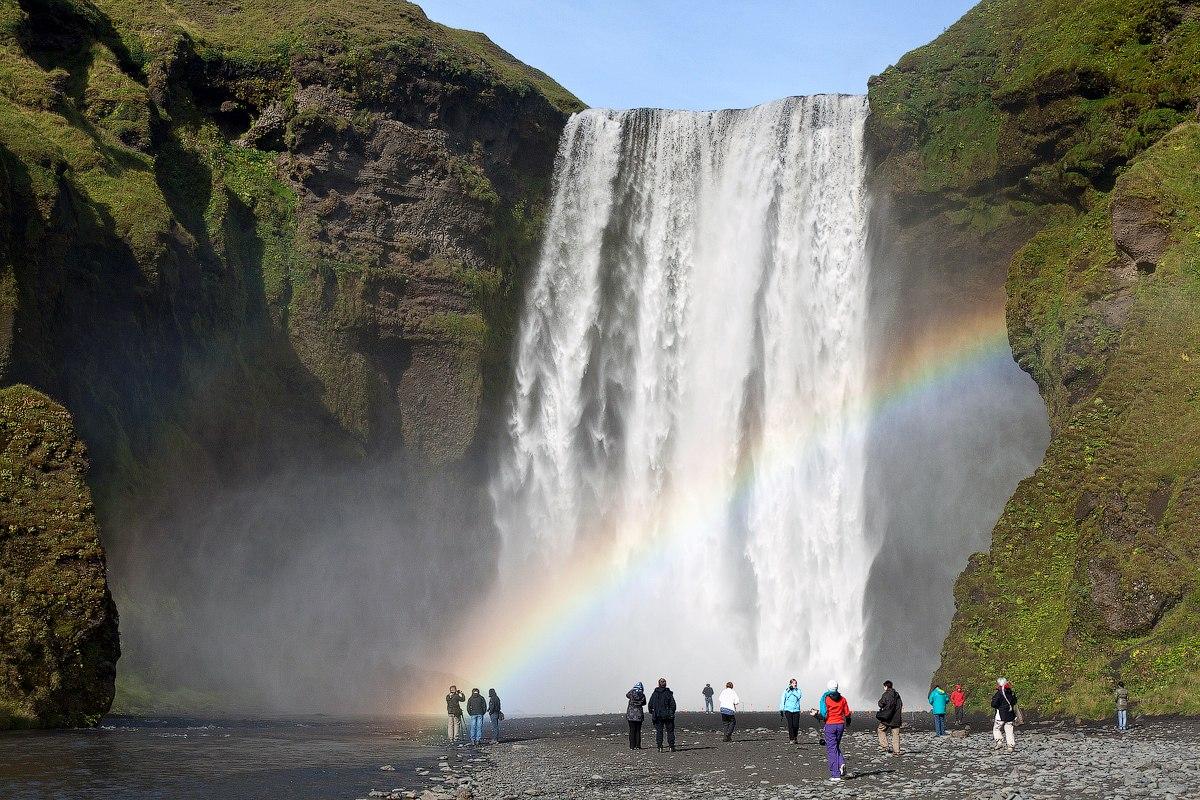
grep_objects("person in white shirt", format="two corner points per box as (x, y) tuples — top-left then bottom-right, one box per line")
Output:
(718, 681), (740, 742)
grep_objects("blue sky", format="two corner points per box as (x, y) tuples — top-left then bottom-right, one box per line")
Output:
(417, 0), (978, 110)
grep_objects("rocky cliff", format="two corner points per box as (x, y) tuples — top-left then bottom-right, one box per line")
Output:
(0, 384), (118, 728)
(0, 0), (580, 721)
(867, 0), (1200, 716)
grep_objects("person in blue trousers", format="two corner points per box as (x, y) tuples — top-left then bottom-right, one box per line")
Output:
(466, 688), (487, 744)
(779, 678), (804, 743)
(1115, 682), (1129, 731)
(929, 684), (950, 736)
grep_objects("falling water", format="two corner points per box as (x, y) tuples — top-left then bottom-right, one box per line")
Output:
(490, 96), (871, 711)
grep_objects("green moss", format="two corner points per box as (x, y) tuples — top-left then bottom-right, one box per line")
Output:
(937, 125), (1200, 717)
(869, 0), (1200, 208)
(93, 0), (583, 114)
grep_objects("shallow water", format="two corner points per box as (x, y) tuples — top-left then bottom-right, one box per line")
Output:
(0, 715), (436, 800)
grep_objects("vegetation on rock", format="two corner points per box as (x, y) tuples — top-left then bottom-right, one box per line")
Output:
(0, 384), (119, 729)
(1, 0), (579, 718)
(869, 0), (1200, 716)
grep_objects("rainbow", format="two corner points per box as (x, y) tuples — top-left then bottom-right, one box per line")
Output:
(435, 304), (1016, 710)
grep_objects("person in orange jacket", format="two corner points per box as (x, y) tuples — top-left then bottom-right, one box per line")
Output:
(950, 684), (967, 726)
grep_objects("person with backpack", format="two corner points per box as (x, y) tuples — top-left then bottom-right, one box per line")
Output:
(702, 683), (715, 713)
(950, 684), (967, 726)
(466, 688), (488, 744)
(648, 677), (678, 751)
(1115, 681), (1129, 731)
(990, 678), (1018, 752)
(876, 680), (902, 755)
(928, 684), (950, 736)
(779, 678), (804, 744)
(487, 688), (503, 743)
(718, 681), (740, 742)
(819, 680), (852, 781)
(445, 685), (466, 743)
(626, 682), (647, 749)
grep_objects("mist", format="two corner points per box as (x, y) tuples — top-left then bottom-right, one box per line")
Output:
(107, 458), (493, 714)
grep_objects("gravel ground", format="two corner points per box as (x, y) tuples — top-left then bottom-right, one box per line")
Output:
(361, 712), (1199, 800)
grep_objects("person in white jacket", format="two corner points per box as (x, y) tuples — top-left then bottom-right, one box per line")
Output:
(718, 681), (741, 742)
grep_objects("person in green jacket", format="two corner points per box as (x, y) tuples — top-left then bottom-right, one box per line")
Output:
(928, 684), (950, 737)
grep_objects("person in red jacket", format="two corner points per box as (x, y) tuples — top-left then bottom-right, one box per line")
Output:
(820, 680), (852, 781)
(950, 684), (967, 726)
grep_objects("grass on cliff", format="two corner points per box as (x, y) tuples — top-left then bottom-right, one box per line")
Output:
(869, 0), (1200, 204)
(937, 124), (1200, 717)
(93, 0), (583, 114)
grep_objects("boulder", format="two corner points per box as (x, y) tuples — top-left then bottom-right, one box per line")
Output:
(0, 385), (119, 728)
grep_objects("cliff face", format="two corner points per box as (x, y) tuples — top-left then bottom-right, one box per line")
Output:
(0, 384), (119, 728)
(867, 0), (1200, 716)
(0, 0), (580, 719)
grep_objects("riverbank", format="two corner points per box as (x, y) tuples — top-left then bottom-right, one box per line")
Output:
(378, 712), (1200, 800)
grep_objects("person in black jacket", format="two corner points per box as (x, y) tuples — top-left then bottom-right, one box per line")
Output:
(990, 678), (1018, 752)
(466, 688), (488, 744)
(487, 688), (502, 743)
(648, 678), (678, 752)
(875, 680), (902, 755)
(445, 685), (466, 743)
(626, 682), (647, 749)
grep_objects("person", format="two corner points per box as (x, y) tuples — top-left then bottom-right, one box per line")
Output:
(626, 682), (647, 749)
(929, 684), (950, 736)
(950, 684), (967, 726)
(466, 688), (487, 744)
(779, 678), (804, 744)
(702, 683), (715, 713)
(445, 685), (466, 743)
(1115, 681), (1129, 732)
(820, 680), (852, 781)
(990, 678), (1018, 752)
(648, 678), (677, 752)
(876, 680), (902, 755)
(718, 681), (740, 742)
(487, 688), (503, 743)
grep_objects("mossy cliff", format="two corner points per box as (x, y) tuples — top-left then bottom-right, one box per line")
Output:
(0, 384), (119, 728)
(0, 0), (579, 723)
(868, 0), (1200, 717)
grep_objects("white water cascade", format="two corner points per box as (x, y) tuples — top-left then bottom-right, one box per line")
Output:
(490, 95), (872, 712)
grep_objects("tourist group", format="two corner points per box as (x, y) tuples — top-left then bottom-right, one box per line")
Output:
(445, 677), (1131, 783)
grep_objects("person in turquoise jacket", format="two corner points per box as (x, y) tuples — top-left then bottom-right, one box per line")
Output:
(779, 679), (804, 743)
(929, 684), (950, 736)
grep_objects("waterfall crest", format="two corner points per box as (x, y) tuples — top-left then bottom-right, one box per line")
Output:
(491, 96), (872, 710)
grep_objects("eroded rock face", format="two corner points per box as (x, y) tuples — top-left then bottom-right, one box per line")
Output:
(0, 385), (119, 729)
(1111, 194), (1170, 274)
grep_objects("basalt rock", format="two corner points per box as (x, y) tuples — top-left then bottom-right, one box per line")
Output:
(869, 0), (1200, 717)
(0, 385), (119, 728)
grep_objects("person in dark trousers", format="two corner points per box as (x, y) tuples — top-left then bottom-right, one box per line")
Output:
(819, 681), (851, 781)
(487, 688), (502, 743)
(648, 677), (677, 751)
(718, 682), (740, 741)
(702, 683), (715, 713)
(779, 678), (804, 743)
(990, 678), (1018, 752)
(950, 684), (967, 726)
(1115, 681), (1129, 732)
(466, 688), (487, 744)
(626, 682), (647, 749)
(445, 685), (466, 743)
(929, 684), (949, 736)
(876, 680), (902, 755)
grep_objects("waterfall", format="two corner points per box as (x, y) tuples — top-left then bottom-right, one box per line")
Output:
(490, 95), (871, 711)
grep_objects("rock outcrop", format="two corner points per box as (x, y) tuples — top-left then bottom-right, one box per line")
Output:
(0, 384), (119, 728)
(868, 0), (1200, 717)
